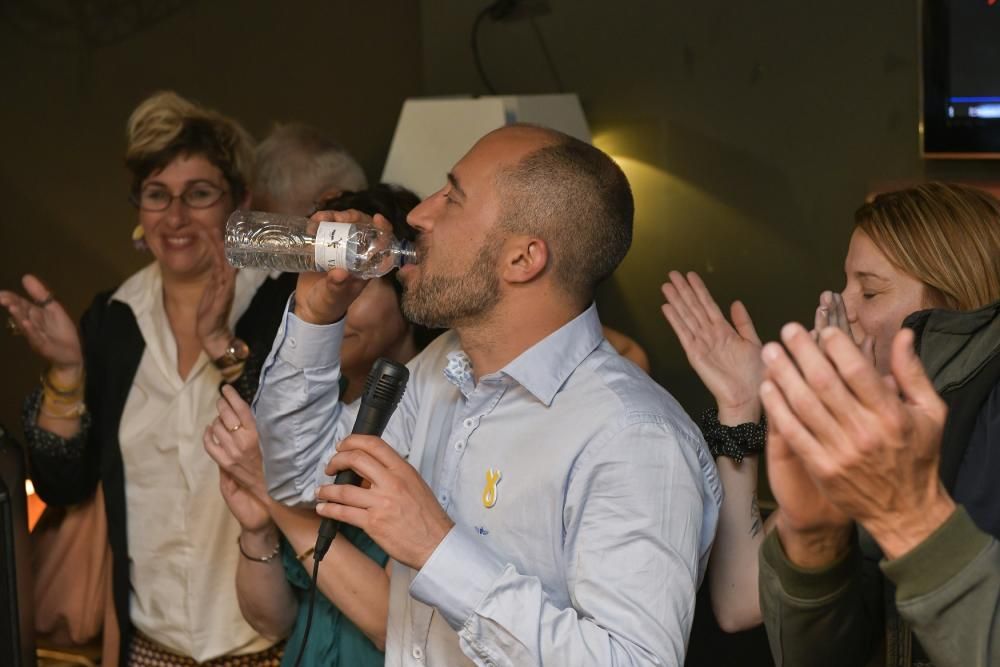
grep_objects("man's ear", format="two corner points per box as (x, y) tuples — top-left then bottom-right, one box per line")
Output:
(502, 236), (549, 284)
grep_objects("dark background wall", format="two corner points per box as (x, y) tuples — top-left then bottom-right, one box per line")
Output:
(419, 0), (1000, 419)
(2, 1), (1000, 664)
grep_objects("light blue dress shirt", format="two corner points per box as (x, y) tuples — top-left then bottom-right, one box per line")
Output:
(254, 301), (722, 666)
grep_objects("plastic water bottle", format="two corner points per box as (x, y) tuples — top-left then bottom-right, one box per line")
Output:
(224, 210), (417, 277)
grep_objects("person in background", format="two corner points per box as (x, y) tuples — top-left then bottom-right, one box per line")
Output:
(664, 183), (1000, 667)
(602, 324), (651, 372)
(759, 183), (1000, 667)
(660, 270), (771, 633)
(0, 91), (295, 666)
(204, 184), (433, 667)
(252, 122), (367, 216)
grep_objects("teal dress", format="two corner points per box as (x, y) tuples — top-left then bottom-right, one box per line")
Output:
(280, 524), (388, 667)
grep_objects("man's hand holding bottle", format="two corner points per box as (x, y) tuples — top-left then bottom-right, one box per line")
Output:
(294, 210), (393, 325)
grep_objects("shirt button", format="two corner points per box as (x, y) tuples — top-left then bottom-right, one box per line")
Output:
(464, 418), (474, 428)
(287, 337), (297, 348)
(411, 645), (424, 660)
(454, 441), (465, 451)
(439, 493), (448, 504)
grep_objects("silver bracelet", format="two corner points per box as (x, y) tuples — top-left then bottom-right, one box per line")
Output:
(237, 535), (281, 563)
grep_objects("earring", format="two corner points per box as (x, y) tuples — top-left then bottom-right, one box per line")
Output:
(132, 224), (148, 251)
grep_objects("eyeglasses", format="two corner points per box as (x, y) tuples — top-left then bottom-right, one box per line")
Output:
(131, 182), (228, 212)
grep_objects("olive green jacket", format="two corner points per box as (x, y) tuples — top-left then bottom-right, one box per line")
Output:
(758, 300), (1000, 667)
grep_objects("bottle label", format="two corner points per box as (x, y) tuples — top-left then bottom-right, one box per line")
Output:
(315, 221), (351, 270)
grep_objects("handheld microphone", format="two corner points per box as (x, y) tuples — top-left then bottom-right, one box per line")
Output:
(314, 357), (409, 561)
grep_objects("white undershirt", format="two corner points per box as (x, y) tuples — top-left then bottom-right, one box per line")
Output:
(114, 263), (274, 661)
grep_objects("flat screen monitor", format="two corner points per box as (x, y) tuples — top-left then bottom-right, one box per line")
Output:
(922, 0), (1000, 157)
(1, 424), (35, 667)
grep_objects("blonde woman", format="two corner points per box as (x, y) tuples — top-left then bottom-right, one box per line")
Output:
(661, 182), (1000, 642)
(0, 92), (295, 666)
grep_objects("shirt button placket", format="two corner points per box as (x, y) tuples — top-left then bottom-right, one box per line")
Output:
(457, 415), (476, 451)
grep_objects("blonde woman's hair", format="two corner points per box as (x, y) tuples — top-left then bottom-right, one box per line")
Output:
(856, 182), (1000, 311)
(125, 91), (255, 203)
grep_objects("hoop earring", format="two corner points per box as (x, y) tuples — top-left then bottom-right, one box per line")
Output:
(132, 224), (148, 251)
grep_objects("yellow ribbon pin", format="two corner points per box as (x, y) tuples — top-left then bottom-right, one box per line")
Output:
(482, 468), (502, 508)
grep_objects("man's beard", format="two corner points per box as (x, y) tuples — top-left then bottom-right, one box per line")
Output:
(401, 233), (503, 329)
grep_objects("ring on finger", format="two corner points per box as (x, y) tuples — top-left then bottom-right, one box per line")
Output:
(34, 294), (54, 308)
(228, 423), (243, 433)
(6, 316), (22, 336)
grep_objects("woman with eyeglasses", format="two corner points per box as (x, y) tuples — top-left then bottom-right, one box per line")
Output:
(0, 91), (294, 666)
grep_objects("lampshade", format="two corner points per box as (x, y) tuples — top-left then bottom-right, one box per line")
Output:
(380, 94), (591, 198)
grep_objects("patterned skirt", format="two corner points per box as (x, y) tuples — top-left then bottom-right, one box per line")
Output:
(127, 631), (284, 667)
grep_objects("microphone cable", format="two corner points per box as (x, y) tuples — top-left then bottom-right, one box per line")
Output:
(289, 358), (409, 667)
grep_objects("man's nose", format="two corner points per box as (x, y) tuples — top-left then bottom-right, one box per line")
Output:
(406, 195), (435, 233)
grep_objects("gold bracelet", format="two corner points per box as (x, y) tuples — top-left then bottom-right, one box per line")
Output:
(40, 401), (87, 419)
(237, 535), (281, 563)
(297, 546), (315, 562)
(40, 370), (84, 398)
(43, 389), (83, 406)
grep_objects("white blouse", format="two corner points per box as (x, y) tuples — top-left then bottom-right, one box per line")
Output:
(114, 263), (275, 661)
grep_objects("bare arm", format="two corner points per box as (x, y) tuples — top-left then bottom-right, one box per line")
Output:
(207, 386), (391, 649)
(234, 519), (299, 640)
(710, 454), (768, 631)
(661, 271), (767, 631)
(267, 501), (391, 650)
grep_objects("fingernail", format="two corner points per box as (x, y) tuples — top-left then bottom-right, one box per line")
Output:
(780, 322), (800, 341)
(762, 343), (780, 361)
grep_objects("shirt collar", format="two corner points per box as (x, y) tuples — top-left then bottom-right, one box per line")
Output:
(111, 262), (160, 316)
(443, 303), (604, 406)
